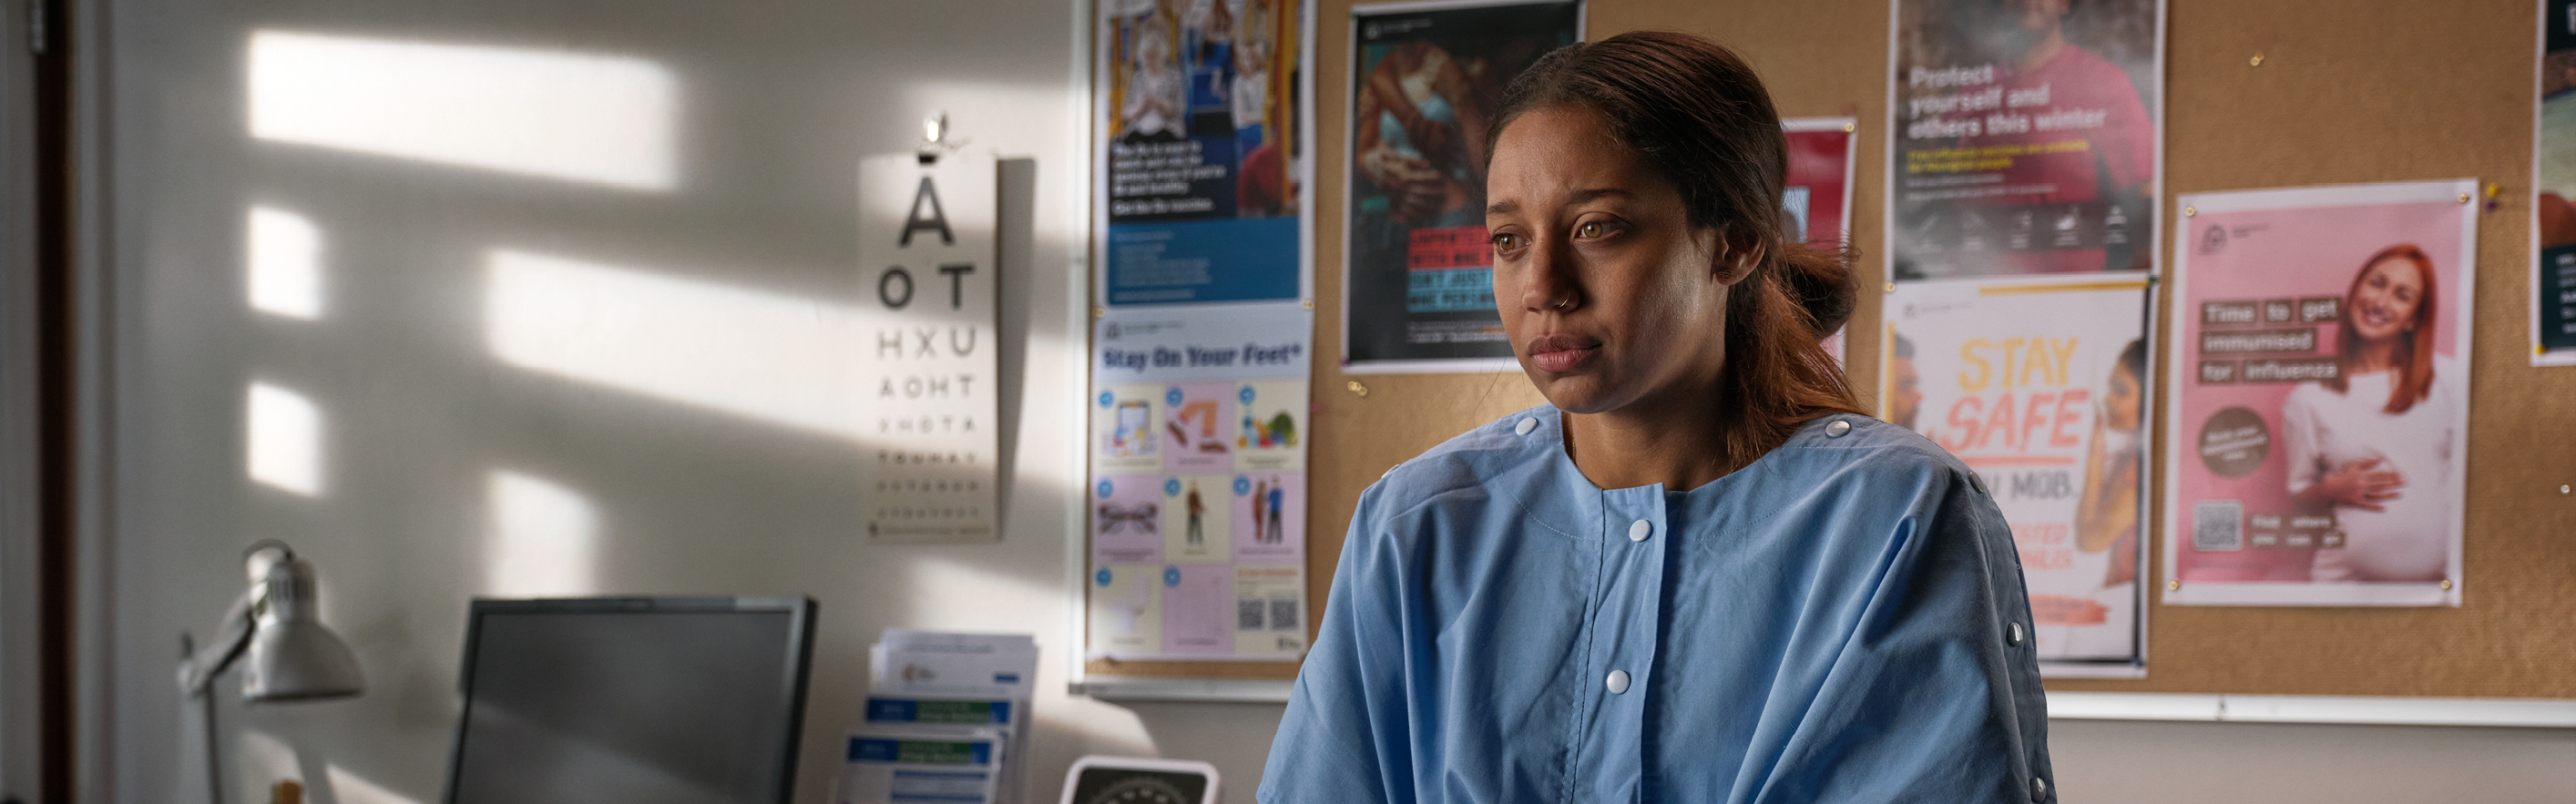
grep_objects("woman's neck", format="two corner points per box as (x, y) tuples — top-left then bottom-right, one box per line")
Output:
(2351, 337), (2400, 373)
(1561, 384), (1746, 492)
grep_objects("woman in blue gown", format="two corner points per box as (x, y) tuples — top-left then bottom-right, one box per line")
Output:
(1261, 32), (2055, 803)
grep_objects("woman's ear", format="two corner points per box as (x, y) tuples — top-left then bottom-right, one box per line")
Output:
(1711, 226), (1762, 287)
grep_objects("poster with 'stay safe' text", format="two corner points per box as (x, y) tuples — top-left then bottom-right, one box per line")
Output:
(1885, 276), (2150, 671)
(859, 152), (998, 544)
(2163, 181), (2475, 607)
(1888, 0), (2162, 280)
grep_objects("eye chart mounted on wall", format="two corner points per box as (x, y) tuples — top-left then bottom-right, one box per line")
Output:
(859, 150), (1000, 544)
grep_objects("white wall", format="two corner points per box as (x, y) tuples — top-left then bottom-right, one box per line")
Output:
(83, 2), (2576, 804)
(89, 1), (1209, 802)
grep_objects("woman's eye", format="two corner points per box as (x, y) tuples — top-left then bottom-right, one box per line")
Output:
(1491, 233), (1524, 251)
(1576, 220), (1620, 239)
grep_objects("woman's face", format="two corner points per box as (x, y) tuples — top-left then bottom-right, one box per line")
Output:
(2102, 362), (2142, 433)
(1142, 35), (1169, 67)
(2348, 256), (2426, 345)
(1485, 105), (1750, 417)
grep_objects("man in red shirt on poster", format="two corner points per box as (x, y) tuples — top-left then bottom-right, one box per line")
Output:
(1961, 0), (2155, 274)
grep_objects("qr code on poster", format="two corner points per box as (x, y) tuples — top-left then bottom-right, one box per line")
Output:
(1237, 599), (1265, 631)
(2193, 500), (2244, 551)
(1269, 597), (1300, 631)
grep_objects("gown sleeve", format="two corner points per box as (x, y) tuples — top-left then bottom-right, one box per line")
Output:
(1258, 482), (1421, 804)
(1755, 466), (2056, 804)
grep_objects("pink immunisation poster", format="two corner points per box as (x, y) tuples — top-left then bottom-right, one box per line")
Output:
(2162, 180), (2475, 607)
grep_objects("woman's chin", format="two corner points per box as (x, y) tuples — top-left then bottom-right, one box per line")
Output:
(1524, 373), (1620, 416)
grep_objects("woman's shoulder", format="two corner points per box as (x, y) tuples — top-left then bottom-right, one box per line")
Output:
(1364, 404), (1569, 509)
(1771, 413), (1977, 488)
(1748, 415), (1995, 541)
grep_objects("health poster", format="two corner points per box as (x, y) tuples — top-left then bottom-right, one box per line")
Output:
(2535, 0), (2576, 365)
(1096, 0), (1313, 307)
(1088, 304), (1310, 661)
(1786, 117), (1858, 362)
(1342, 0), (1579, 372)
(2162, 181), (2476, 607)
(1887, 0), (2162, 280)
(1785, 117), (1858, 251)
(1884, 275), (2150, 673)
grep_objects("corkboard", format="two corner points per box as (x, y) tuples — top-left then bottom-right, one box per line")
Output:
(1089, 0), (2576, 697)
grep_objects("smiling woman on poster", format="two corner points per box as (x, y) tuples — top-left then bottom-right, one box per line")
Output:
(2281, 245), (2461, 583)
(1262, 31), (2052, 803)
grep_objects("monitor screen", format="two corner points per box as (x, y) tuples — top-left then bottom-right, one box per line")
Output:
(445, 596), (816, 804)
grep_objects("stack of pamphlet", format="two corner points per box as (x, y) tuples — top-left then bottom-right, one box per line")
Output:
(834, 630), (1038, 804)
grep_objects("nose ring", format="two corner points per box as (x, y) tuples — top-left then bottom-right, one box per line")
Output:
(1550, 297), (1571, 310)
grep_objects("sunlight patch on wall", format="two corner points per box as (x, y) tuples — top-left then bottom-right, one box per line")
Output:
(484, 470), (598, 597)
(483, 249), (869, 439)
(249, 30), (678, 190)
(327, 763), (424, 804)
(234, 730), (301, 804)
(247, 207), (323, 320)
(247, 382), (323, 496)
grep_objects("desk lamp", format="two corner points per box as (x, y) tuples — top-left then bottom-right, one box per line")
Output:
(176, 540), (363, 804)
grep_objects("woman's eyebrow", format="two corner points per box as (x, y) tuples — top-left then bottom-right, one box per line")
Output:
(1564, 188), (1633, 205)
(1487, 188), (1634, 218)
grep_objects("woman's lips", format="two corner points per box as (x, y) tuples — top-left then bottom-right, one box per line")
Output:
(1527, 334), (1600, 372)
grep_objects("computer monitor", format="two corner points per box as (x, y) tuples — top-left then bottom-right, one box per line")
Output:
(443, 595), (818, 804)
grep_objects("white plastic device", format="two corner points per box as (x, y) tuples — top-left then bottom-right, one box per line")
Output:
(1058, 755), (1221, 804)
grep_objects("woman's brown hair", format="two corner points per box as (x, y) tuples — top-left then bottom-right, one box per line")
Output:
(2324, 244), (2438, 413)
(1485, 31), (1865, 466)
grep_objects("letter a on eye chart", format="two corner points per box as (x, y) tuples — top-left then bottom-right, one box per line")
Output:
(859, 151), (999, 544)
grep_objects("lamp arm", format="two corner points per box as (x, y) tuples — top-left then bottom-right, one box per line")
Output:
(177, 591), (259, 697)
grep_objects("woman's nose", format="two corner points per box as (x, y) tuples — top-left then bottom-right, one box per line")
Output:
(1518, 239), (1579, 313)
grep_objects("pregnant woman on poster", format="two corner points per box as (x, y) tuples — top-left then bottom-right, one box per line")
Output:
(2281, 245), (2461, 583)
(1262, 32), (2053, 803)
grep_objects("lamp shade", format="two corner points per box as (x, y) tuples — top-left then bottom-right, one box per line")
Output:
(240, 553), (363, 702)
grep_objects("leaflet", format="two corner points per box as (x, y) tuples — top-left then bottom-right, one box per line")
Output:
(870, 629), (1037, 699)
(833, 729), (1007, 804)
(864, 697), (1025, 804)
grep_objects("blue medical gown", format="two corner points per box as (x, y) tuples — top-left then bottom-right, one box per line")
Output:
(1260, 408), (2054, 803)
